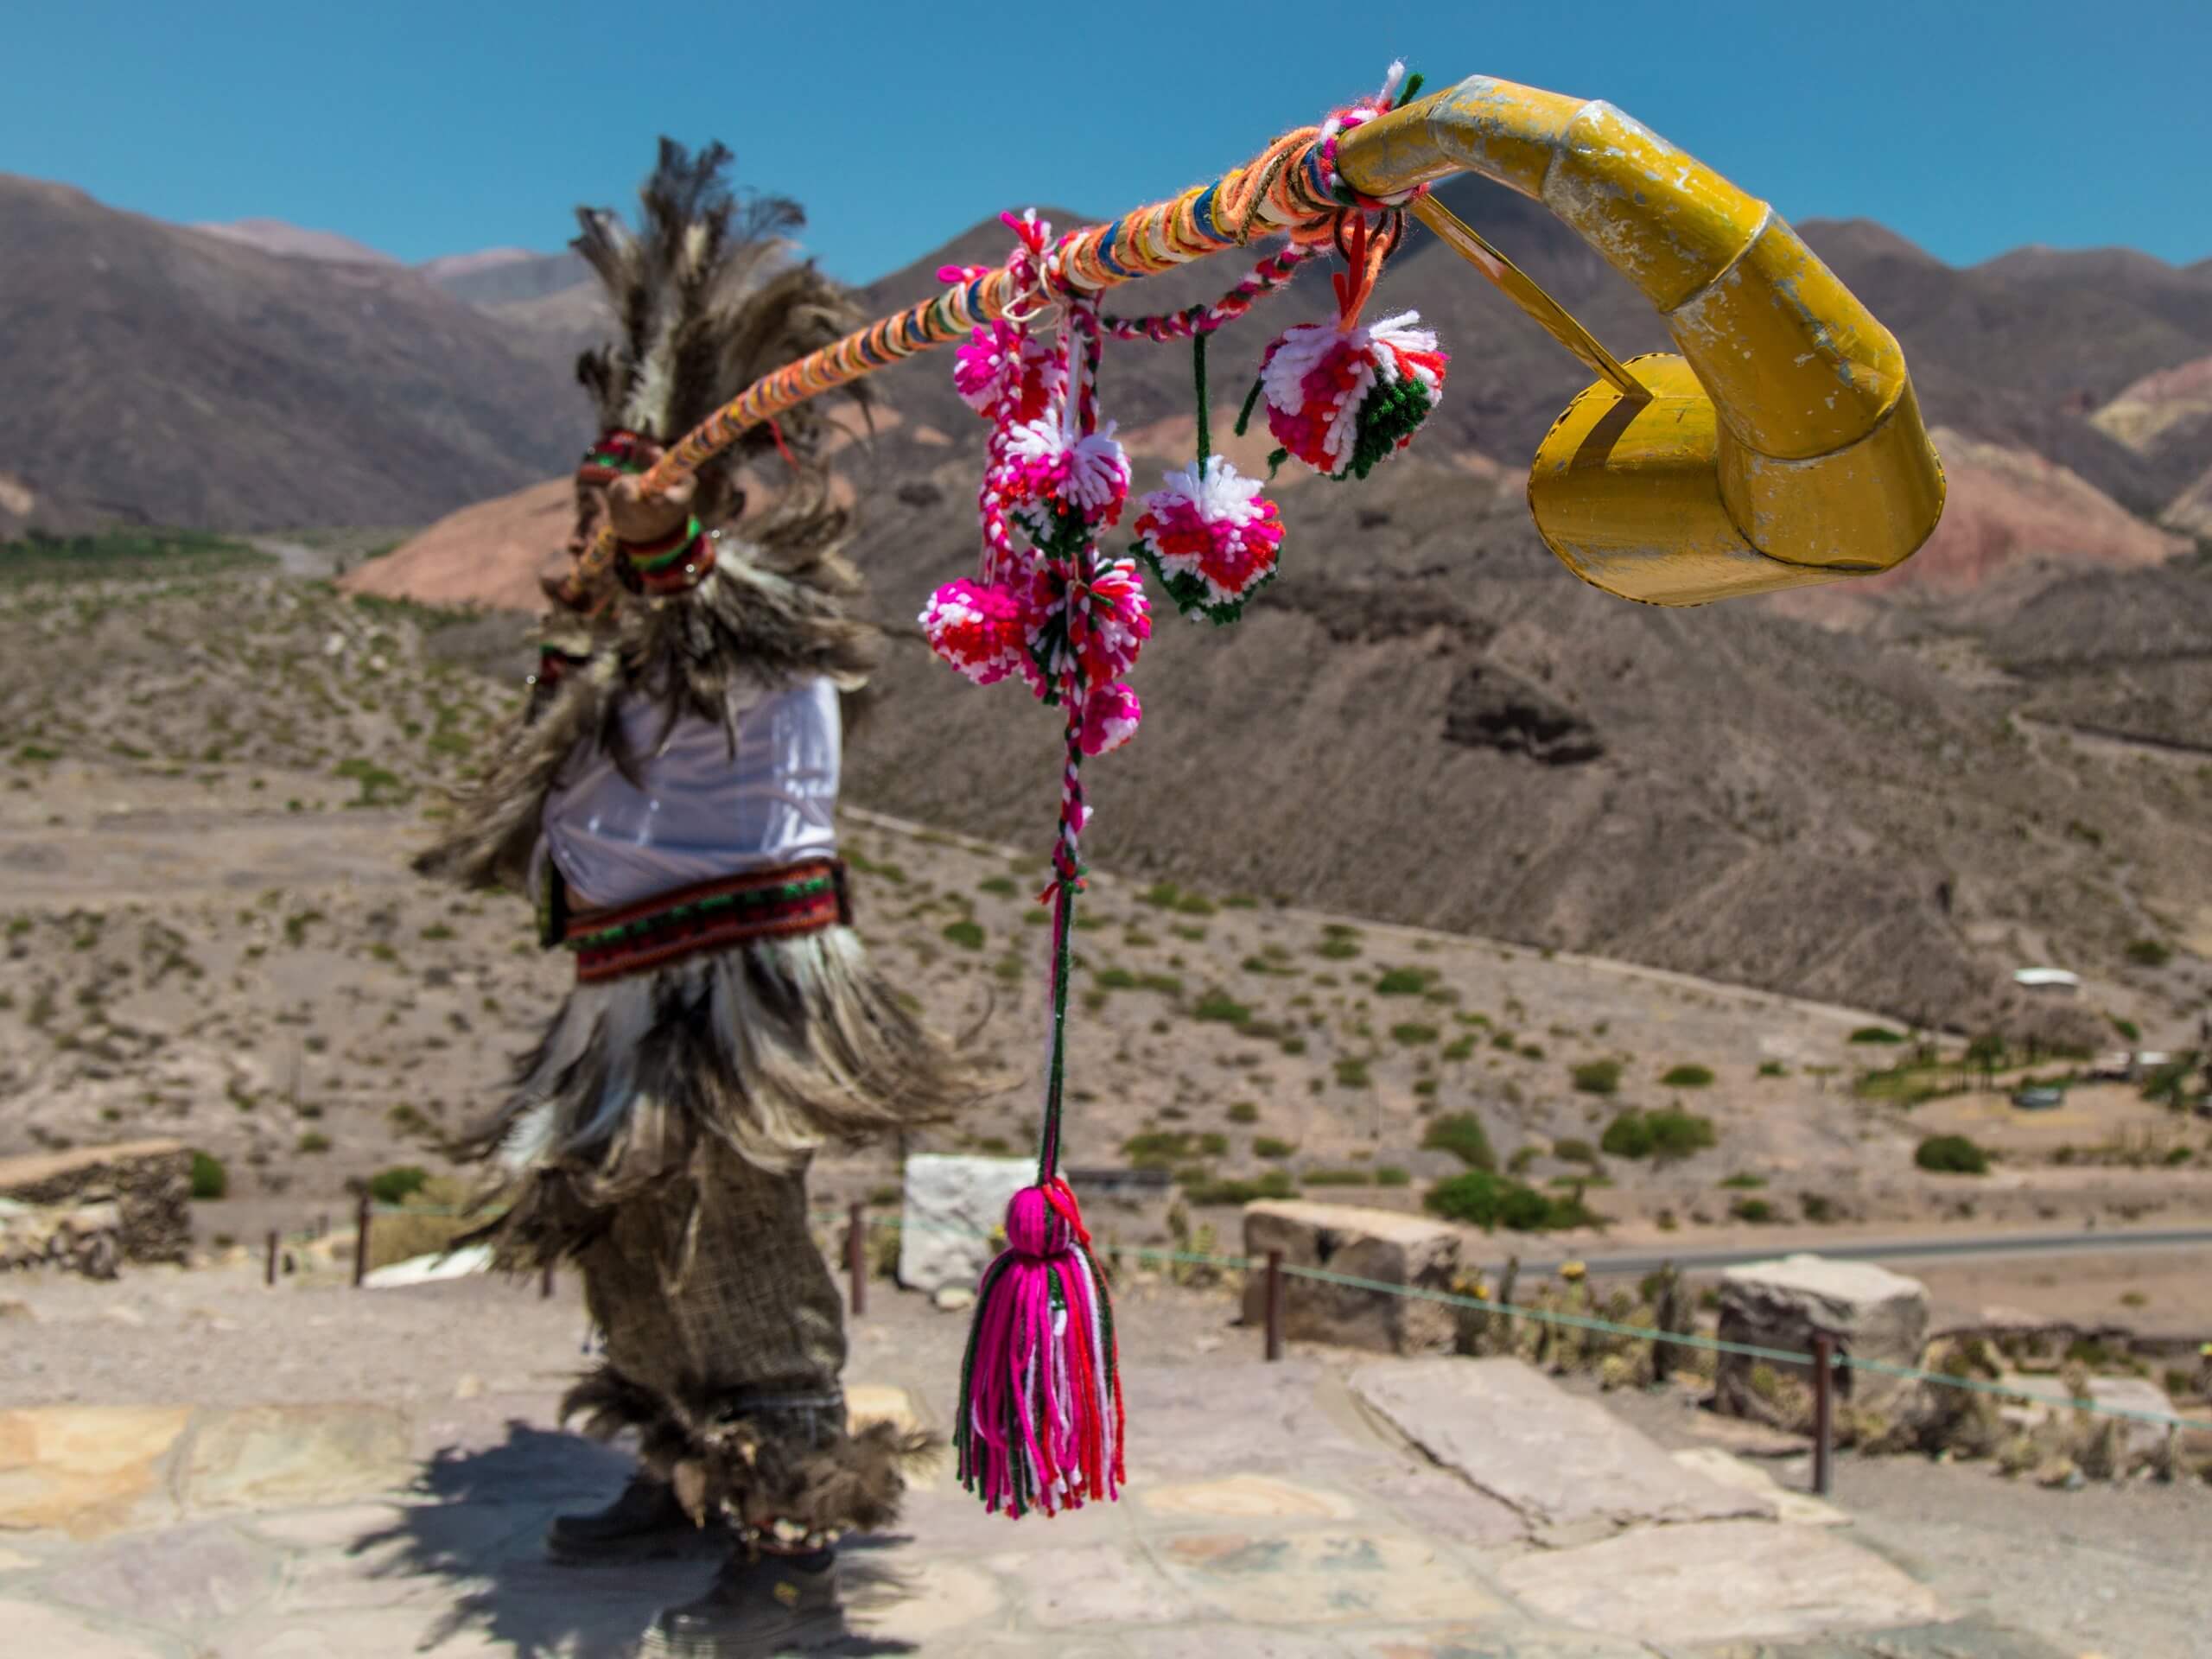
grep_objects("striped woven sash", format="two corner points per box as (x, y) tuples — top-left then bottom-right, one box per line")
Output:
(561, 858), (850, 983)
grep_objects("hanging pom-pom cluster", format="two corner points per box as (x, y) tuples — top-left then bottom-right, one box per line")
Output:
(918, 64), (1446, 1521)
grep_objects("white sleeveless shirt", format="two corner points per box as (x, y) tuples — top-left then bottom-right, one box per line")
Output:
(537, 673), (841, 912)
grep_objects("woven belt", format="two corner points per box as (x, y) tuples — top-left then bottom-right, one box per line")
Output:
(562, 858), (851, 983)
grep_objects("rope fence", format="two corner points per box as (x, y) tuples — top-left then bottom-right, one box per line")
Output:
(321, 1193), (2207, 1446)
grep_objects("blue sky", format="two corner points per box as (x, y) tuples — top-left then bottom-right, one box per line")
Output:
(6, 1), (2207, 282)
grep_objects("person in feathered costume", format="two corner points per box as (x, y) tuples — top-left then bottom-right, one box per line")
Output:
(417, 140), (969, 1648)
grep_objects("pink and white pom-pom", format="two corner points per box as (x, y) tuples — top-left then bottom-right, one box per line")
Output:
(1132, 455), (1286, 623)
(1071, 557), (1151, 688)
(1260, 310), (1446, 481)
(953, 317), (1065, 425)
(920, 577), (1043, 691)
(1078, 683), (1142, 756)
(1004, 419), (1133, 528)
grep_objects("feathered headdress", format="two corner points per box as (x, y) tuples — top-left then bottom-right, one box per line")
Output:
(571, 137), (868, 535)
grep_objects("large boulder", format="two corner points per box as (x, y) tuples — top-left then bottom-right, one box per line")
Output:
(1717, 1253), (1929, 1420)
(0, 1141), (190, 1265)
(896, 1154), (1032, 1295)
(1242, 1200), (1459, 1356)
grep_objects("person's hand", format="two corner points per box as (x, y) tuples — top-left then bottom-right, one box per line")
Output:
(605, 467), (696, 545)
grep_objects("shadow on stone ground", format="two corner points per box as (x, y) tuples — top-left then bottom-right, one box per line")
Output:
(359, 1420), (918, 1658)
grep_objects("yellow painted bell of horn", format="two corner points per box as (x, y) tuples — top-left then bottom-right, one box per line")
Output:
(1338, 79), (1946, 607)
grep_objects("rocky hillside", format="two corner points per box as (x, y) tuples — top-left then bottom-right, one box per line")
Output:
(0, 178), (583, 535)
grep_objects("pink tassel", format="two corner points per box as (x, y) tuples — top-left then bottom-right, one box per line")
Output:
(954, 1180), (1124, 1517)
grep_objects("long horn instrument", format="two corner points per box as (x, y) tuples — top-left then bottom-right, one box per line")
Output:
(585, 74), (1942, 607)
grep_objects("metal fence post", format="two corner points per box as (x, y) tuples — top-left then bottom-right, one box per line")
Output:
(847, 1199), (868, 1317)
(265, 1230), (279, 1287)
(353, 1191), (371, 1288)
(1812, 1332), (1835, 1497)
(540, 1262), (556, 1300)
(1264, 1249), (1284, 1362)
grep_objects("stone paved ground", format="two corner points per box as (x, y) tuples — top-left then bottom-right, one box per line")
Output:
(0, 1349), (2094, 1659)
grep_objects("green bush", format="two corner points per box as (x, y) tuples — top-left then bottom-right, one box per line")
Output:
(1334, 1058), (1371, 1088)
(1253, 1136), (1296, 1160)
(1916, 1134), (1989, 1175)
(1390, 1022), (1440, 1046)
(1661, 1064), (1714, 1088)
(1375, 1165), (1411, 1188)
(1718, 1172), (1766, 1190)
(1849, 1026), (1906, 1045)
(1730, 1197), (1776, 1224)
(1183, 1170), (1296, 1205)
(1193, 989), (1251, 1025)
(367, 1165), (429, 1205)
(188, 1150), (227, 1201)
(2111, 1016), (2141, 1042)
(1225, 1102), (1259, 1124)
(941, 920), (985, 950)
(1303, 1167), (1373, 1187)
(1124, 1130), (1198, 1167)
(1421, 1112), (1496, 1171)
(1424, 1170), (1598, 1233)
(1572, 1059), (1622, 1095)
(1601, 1107), (1717, 1162)
(1757, 1060), (1789, 1078)
(2126, 938), (2172, 969)
(1375, 968), (1433, 996)
(1552, 1136), (1599, 1166)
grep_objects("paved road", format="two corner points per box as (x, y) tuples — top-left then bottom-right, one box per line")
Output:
(1481, 1225), (2212, 1279)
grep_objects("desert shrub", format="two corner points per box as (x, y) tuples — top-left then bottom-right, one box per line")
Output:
(1303, 1167), (1373, 1186)
(1334, 1058), (1371, 1087)
(1601, 1107), (1716, 1162)
(1123, 1130), (1198, 1166)
(1572, 1059), (1622, 1095)
(1849, 1026), (1905, 1045)
(1198, 1132), (1230, 1156)
(1425, 1171), (1597, 1233)
(1421, 1112), (1497, 1171)
(1508, 1146), (1538, 1175)
(1225, 1102), (1259, 1124)
(1193, 990), (1251, 1025)
(978, 876), (1018, 897)
(1253, 1136), (1296, 1160)
(1183, 1170), (1296, 1205)
(2111, 1016), (2141, 1042)
(1661, 1064), (1714, 1088)
(941, 920), (985, 950)
(1718, 1172), (1766, 1190)
(1757, 1060), (1789, 1077)
(367, 1165), (430, 1205)
(1375, 968), (1433, 996)
(188, 1150), (227, 1201)
(2125, 939), (2172, 969)
(296, 1132), (332, 1154)
(1552, 1136), (1599, 1166)
(1801, 1192), (1839, 1224)
(1916, 1134), (1989, 1175)
(1730, 1197), (1776, 1224)
(1390, 1021), (1440, 1046)
(1375, 1165), (1411, 1187)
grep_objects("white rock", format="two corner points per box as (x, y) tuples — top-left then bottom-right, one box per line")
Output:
(932, 1286), (976, 1313)
(1717, 1253), (1929, 1420)
(1242, 1200), (1459, 1356)
(896, 1154), (1031, 1295)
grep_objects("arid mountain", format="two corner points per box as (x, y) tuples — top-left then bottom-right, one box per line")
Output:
(0, 177), (586, 534)
(188, 218), (397, 266)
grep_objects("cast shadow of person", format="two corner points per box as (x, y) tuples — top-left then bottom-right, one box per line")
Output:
(353, 1419), (918, 1657)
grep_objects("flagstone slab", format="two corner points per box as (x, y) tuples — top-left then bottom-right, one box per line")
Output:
(1673, 1617), (2075, 1658)
(1497, 1519), (1944, 1647)
(1140, 1471), (1362, 1523)
(994, 1538), (1205, 1627)
(1155, 1528), (1510, 1626)
(42, 1520), (274, 1629)
(0, 1404), (191, 1538)
(181, 1404), (413, 1513)
(1349, 1626), (1660, 1659)
(1352, 1357), (1773, 1545)
(0, 1596), (177, 1659)
(844, 1557), (1006, 1641)
(1671, 1447), (1848, 1527)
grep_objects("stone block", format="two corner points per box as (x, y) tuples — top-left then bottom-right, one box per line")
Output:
(180, 1405), (413, 1513)
(0, 1140), (192, 1264)
(897, 1154), (1031, 1294)
(1717, 1254), (1929, 1420)
(0, 1404), (191, 1538)
(1240, 1200), (1459, 1356)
